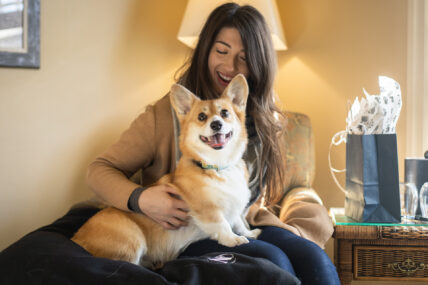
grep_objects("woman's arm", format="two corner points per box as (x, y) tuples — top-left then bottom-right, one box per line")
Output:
(87, 106), (156, 211)
(87, 98), (189, 229)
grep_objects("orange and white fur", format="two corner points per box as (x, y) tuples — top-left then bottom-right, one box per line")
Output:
(71, 74), (260, 267)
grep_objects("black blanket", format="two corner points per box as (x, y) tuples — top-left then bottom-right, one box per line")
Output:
(0, 207), (300, 285)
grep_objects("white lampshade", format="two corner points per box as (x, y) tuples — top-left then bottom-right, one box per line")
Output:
(177, 0), (287, 51)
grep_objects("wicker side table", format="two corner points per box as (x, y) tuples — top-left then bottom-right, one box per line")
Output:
(331, 208), (428, 284)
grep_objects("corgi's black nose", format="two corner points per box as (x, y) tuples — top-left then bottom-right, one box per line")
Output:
(210, 120), (222, 131)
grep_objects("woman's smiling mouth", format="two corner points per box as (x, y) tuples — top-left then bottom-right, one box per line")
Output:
(216, 72), (233, 87)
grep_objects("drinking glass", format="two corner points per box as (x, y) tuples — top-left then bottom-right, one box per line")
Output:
(419, 182), (428, 218)
(399, 182), (418, 219)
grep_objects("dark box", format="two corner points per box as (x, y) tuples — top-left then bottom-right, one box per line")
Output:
(405, 157), (428, 215)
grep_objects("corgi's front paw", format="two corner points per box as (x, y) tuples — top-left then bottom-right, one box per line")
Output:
(151, 261), (164, 270)
(246, 228), (262, 239)
(218, 234), (249, 247)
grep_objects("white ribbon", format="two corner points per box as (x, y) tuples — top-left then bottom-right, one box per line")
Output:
(328, 130), (348, 194)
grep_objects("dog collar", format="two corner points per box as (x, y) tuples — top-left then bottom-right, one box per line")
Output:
(193, 160), (228, 172)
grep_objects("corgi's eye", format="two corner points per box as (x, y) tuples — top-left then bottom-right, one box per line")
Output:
(220, 109), (229, 118)
(198, 112), (207, 121)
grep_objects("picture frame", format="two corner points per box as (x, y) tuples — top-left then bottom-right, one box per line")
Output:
(0, 0), (40, 69)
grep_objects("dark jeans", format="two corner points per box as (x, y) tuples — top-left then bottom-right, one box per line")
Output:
(179, 226), (340, 285)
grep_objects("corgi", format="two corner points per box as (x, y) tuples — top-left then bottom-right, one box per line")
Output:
(71, 74), (261, 268)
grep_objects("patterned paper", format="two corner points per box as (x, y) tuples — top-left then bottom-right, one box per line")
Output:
(346, 76), (402, 134)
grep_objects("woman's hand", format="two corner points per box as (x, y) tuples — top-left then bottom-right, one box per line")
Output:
(138, 184), (190, 230)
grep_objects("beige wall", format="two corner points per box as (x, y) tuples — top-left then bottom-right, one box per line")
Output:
(0, 0), (188, 249)
(0, 0), (409, 280)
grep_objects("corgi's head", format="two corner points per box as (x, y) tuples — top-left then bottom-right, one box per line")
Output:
(170, 74), (249, 167)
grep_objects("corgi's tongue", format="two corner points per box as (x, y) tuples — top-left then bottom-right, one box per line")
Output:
(209, 133), (226, 147)
(200, 132), (232, 150)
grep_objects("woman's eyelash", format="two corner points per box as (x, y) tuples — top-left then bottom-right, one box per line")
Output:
(215, 48), (246, 61)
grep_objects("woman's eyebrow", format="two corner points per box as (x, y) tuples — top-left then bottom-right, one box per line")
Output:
(215, 40), (231, 48)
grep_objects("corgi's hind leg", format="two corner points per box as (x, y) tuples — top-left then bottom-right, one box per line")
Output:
(71, 208), (147, 265)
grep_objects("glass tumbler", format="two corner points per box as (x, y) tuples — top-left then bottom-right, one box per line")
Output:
(399, 182), (418, 219)
(419, 182), (428, 218)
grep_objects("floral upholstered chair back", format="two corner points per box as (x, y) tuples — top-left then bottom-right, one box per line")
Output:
(282, 111), (315, 194)
(267, 111), (318, 218)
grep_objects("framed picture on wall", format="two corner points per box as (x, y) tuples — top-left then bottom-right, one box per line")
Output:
(0, 0), (40, 68)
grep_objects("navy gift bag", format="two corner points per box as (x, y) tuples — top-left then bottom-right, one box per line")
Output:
(345, 134), (401, 223)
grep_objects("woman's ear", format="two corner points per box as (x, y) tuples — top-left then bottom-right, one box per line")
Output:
(222, 74), (249, 111)
(170, 84), (200, 116)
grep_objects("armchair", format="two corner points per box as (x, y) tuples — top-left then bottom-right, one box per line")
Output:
(245, 111), (333, 248)
(279, 111), (321, 208)
(278, 112), (332, 248)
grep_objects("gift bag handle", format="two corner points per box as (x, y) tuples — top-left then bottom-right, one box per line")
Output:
(328, 130), (348, 194)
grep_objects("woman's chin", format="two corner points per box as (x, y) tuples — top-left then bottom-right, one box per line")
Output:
(214, 84), (225, 95)
(215, 80), (228, 94)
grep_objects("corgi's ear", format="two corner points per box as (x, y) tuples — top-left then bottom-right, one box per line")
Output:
(222, 74), (249, 111)
(170, 84), (200, 116)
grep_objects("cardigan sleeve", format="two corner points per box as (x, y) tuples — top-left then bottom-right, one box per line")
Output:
(246, 188), (333, 249)
(86, 104), (157, 211)
(278, 187), (334, 248)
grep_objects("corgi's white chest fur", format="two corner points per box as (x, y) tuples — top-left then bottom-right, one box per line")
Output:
(204, 163), (250, 217)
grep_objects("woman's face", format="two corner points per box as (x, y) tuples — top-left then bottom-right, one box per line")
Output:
(208, 27), (249, 95)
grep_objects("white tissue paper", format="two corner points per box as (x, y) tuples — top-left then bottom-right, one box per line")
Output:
(346, 76), (402, 135)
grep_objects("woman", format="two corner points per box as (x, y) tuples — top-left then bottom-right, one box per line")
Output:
(88, 3), (340, 284)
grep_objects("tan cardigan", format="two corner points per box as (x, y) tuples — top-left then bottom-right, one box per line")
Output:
(87, 95), (333, 248)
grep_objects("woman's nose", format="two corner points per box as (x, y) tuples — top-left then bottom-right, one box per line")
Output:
(223, 55), (236, 72)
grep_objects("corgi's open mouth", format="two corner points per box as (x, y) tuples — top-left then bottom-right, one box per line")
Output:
(200, 131), (233, 150)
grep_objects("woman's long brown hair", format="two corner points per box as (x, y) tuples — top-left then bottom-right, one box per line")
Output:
(175, 3), (287, 205)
